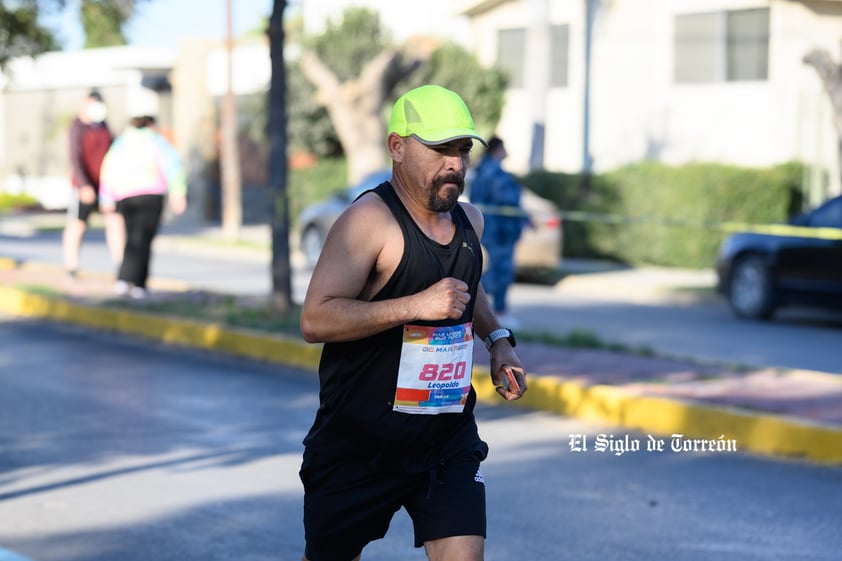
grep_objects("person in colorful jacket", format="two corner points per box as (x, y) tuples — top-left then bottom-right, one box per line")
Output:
(99, 114), (187, 299)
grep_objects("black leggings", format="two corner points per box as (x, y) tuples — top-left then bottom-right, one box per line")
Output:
(116, 194), (164, 288)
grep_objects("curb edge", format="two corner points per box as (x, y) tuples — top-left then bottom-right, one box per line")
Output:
(2, 285), (840, 465)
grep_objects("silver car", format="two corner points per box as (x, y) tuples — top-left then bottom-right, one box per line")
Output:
(296, 169), (563, 271)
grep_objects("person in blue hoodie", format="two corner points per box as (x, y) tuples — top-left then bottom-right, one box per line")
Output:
(469, 136), (528, 326)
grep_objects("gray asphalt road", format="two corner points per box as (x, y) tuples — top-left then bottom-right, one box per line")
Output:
(1, 315), (842, 561)
(1, 227), (841, 374)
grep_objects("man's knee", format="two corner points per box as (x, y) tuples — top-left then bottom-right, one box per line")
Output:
(424, 535), (484, 561)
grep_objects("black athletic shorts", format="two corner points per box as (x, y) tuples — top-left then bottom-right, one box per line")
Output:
(67, 188), (99, 223)
(300, 444), (488, 561)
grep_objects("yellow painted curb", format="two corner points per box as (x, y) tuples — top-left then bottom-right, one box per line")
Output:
(2, 284), (840, 465)
(0, 286), (322, 372)
(472, 371), (842, 464)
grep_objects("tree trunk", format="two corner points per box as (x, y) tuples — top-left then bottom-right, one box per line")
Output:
(267, 0), (293, 314)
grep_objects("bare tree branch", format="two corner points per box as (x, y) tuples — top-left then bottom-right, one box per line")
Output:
(803, 47), (842, 188)
(299, 46), (428, 182)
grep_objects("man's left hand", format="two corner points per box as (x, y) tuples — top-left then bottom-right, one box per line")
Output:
(489, 345), (527, 400)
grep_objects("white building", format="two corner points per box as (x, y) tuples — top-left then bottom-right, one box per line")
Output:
(463, 0), (842, 200)
(297, 0), (842, 199)
(3, 0), (840, 210)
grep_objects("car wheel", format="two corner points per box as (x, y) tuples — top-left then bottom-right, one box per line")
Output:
(301, 226), (324, 269)
(728, 254), (775, 319)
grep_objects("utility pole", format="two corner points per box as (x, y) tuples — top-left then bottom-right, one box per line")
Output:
(221, 0), (243, 240)
(267, 0), (293, 313)
(526, 0), (549, 170)
(582, 0), (595, 178)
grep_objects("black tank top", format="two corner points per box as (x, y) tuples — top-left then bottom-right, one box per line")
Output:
(302, 182), (486, 472)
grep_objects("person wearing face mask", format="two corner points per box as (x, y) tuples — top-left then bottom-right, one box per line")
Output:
(63, 90), (125, 280)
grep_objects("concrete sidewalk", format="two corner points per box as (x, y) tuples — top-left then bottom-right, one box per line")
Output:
(2, 250), (842, 465)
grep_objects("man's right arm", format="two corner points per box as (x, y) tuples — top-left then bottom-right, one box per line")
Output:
(300, 194), (471, 343)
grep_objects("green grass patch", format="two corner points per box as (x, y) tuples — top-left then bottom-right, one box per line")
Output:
(0, 193), (40, 213)
(13, 284), (302, 334)
(14, 284), (63, 298)
(520, 328), (656, 357)
(106, 292), (303, 334)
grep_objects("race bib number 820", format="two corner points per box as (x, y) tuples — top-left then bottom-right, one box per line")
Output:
(393, 323), (474, 415)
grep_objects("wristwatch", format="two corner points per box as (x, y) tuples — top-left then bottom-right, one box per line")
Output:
(484, 328), (517, 351)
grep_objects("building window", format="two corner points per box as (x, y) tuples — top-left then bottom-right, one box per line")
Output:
(497, 25), (568, 89)
(726, 8), (769, 81)
(497, 28), (526, 88)
(550, 24), (569, 87)
(674, 7), (769, 83)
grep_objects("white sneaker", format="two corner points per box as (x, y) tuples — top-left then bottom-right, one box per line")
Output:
(114, 280), (130, 296)
(128, 286), (147, 300)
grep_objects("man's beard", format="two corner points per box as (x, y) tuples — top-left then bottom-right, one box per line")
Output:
(428, 174), (464, 212)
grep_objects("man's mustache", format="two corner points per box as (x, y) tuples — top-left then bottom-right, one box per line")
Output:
(434, 174), (465, 189)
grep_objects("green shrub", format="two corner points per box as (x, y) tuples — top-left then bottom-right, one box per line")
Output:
(600, 162), (803, 267)
(520, 169), (622, 260)
(0, 193), (40, 213)
(521, 161), (805, 269)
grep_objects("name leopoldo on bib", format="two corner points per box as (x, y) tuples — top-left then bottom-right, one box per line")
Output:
(394, 323), (474, 415)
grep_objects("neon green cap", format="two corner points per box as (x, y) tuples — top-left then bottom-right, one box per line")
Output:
(388, 85), (487, 147)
